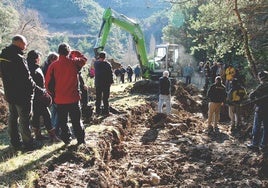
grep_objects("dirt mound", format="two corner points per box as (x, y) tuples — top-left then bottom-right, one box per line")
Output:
(173, 81), (202, 113)
(130, 80), (203, 114)
(130, 79), (159, 94)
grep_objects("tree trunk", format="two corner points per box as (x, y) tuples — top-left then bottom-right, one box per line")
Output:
(233, 0), (258, 79)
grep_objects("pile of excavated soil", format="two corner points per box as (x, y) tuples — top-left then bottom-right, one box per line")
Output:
(34, 80), (268, 187)
(0, 79), (267, 186)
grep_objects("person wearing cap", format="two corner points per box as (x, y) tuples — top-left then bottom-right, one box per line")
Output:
(206, 76), (226, 134)
(45, 43), (87, 145)
(94, 51), (114, 115)
(27, 50), (60, 143)
(227, 78), (247, 132)
(247, 71), (268, 151)
(158, 70), (171, 114)
(0, 35), (45, 150)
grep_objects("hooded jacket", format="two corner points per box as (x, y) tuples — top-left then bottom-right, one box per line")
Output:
(0, 44), (37, 104)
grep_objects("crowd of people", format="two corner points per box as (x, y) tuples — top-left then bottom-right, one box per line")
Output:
(159, 60), (268, 153)
(0, 35), (89, 150)
(197, 60), (267, 152)
(0, 34), (267, 153)
(0, 34), (144, 151)
(114, 64), (141, 84)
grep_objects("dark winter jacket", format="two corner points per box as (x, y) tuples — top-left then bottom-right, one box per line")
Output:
(126, 67), (133, 76)
(0, 44), (38, 105)
(159, 76), (171, 95)
(28, 63), (45, 100)
(114, 69), (121, 77)
(207, 83), (226, 103)
(134, 66), (141, 76)
(94, 59), (113, 87)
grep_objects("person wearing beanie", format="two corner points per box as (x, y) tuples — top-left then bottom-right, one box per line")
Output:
(158, 70), (171, 114)
(247, 70), (268, 151)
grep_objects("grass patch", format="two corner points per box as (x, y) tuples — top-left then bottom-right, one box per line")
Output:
(0, 134), (65, 187)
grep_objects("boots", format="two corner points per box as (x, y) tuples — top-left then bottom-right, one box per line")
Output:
(32, 127), (49, 140)
(48, 128), (61, 143)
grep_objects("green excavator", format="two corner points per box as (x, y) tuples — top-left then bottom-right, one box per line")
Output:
(94, 8), (181, 80)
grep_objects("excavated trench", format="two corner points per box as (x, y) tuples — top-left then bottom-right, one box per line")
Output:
(0, 80), (267, 187)
(34, 81), (268, 187)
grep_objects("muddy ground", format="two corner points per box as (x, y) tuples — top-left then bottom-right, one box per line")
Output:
(1, 80), (268, 187)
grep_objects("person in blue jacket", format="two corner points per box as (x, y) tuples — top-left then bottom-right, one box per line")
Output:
(183, 63), (194, 85)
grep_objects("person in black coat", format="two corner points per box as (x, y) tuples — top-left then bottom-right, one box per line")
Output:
(27, 50), (60, 142)
(126, 65), (133, 82)
(158, 71), (171, 114)
(0, 35), (44, 150)
(120, 66), (126, 83)
(94, 51), (114, 115)
(207, 76), (226, 133)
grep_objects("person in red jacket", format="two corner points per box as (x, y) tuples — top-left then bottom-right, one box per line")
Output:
(45, 43), (87, 145)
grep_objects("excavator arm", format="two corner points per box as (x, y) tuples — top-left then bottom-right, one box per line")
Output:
(94, 8), (150, 75)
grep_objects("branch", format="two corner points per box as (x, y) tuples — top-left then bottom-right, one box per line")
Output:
(21, 19), (34, 34)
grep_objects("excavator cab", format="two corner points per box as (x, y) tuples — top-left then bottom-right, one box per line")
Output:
(153, 44), (180, 78)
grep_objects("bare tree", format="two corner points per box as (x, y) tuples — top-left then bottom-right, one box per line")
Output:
(232, 0), (258, 78)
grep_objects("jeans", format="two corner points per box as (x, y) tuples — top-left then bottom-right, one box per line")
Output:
(185, 76), (191, 85)
(252, 109), (268, 147)
(8, 102), (33, 146)
(158, 94), (171, 114)
(57, 102), (85, 143)
(50, 103), (59, 135)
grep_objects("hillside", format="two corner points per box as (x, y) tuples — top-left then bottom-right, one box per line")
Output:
(24, 0), (169, 36)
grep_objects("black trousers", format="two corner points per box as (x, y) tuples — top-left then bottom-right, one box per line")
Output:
(32, 99), (53, 131)
(57, 102), (85, 143)
(95, 85), (110, 114)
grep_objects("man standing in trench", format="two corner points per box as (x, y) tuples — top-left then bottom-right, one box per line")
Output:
(0, 35), (44, 150)
(94, 51), (114, 116)
(158, 70), (171, 114)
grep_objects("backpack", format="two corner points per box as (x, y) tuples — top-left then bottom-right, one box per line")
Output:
(229, 88), (247, 104)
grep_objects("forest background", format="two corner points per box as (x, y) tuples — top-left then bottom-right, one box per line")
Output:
(0, 0), (267, 85)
